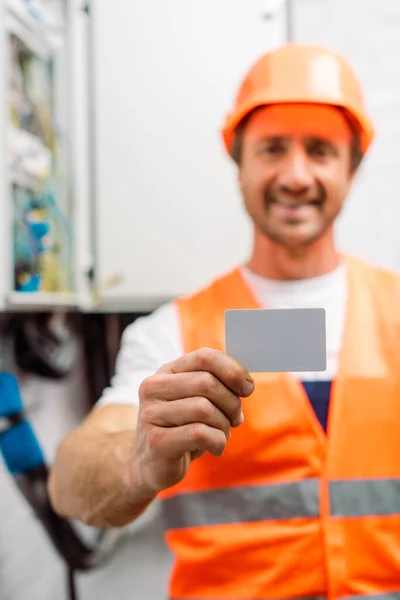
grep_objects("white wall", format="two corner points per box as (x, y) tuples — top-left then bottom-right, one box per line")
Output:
(293, 0), (400, 271)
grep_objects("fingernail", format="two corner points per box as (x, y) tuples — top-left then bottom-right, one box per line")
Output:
(232, 410), (245, 428)
(241, 378), (254, 396)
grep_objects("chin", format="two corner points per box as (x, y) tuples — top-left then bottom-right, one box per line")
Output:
(265, 225), (325, 249)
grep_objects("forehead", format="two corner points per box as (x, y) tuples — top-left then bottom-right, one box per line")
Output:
(243, 103), (352, 144)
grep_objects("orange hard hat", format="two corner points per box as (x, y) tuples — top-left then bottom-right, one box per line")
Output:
(222, 43), (374, 157)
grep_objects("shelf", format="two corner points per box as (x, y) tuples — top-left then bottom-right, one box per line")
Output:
(9, 169), (40, 191)
(5, 0), (65, 51)
(6, 0), (65, 31)
(8, 127), (52, 183)
(27, 0), (65, 32)
(88, 293), (175, 314)
(5, 291), (78, 311)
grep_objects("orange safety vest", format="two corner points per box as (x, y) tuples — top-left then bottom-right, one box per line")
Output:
(158, 255), (400, 600)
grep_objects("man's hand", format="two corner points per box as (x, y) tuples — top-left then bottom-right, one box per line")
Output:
(134, 348), (254, 494)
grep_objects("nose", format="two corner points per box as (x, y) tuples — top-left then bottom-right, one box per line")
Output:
(277, 143), (314, 193)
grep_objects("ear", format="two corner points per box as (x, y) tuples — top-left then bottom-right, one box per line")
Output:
(237, 164), (244, 192)
(344, 170), (357, 197)
(348, 163), (361, 184)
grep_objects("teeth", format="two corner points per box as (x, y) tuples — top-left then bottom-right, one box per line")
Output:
(275, 200), (315, 207)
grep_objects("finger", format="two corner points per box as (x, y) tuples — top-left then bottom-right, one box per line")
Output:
(140, 372), (243, 427)
(141, 397), (231, 440)
(147, 422), (227, 459)
(157, 348), (254, 398)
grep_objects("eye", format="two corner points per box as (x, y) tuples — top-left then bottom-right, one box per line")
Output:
(307, 139), (334, 158)
(266, 143), (284, 154)
(258, 139), (286, 156)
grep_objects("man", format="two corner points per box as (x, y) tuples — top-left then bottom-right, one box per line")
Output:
(48, 43), (400, 599)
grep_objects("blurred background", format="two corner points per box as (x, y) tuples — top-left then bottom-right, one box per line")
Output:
(0, 0), (399, 598)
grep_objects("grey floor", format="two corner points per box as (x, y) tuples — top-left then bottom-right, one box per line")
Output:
(78, 506), (173, 600)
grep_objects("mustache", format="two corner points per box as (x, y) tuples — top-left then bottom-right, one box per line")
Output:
(263, 180), (326, 206)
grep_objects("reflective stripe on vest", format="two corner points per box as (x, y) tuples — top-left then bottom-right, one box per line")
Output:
(162, 478), (400, 530)
(345, 593), (400, 600)
(330, 479), (400, 517)
(162, 479), (319, 529)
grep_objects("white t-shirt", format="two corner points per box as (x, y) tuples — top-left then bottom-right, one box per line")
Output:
(96, 263), (347, 408)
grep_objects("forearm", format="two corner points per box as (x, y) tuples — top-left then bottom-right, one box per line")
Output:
(48, 426), (156, 528)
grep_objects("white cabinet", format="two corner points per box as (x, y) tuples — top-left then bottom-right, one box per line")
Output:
(91, 0), (289, 311)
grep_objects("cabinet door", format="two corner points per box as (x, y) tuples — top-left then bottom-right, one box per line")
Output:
(93, 0), (288, 311)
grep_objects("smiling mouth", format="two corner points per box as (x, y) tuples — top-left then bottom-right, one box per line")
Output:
(271, 199), (322, 208)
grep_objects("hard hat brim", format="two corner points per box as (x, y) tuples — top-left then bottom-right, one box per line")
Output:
(222, 97), (374, 157)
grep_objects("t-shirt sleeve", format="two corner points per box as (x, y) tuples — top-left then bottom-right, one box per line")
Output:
(95, 302), (182, 408)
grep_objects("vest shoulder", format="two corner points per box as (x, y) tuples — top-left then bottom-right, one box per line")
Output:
(349, 254), (400, 285)
(347, 254), (400, 306)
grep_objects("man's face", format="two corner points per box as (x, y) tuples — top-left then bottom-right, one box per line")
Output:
(238, 104), (355, 251)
